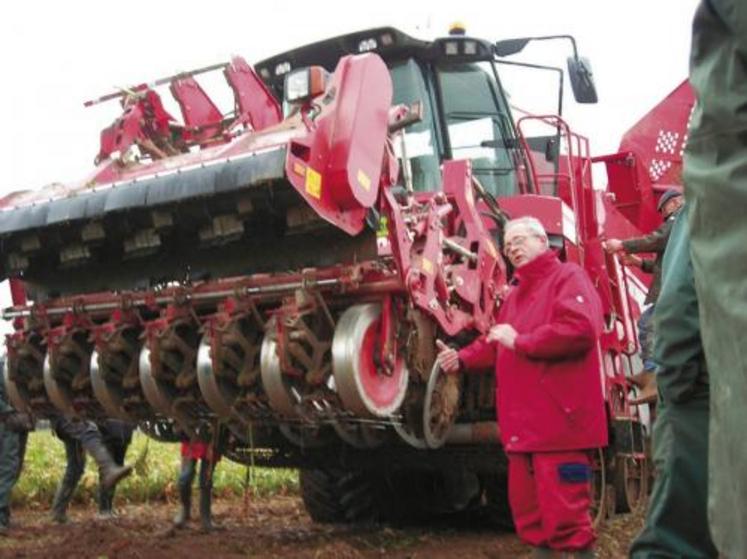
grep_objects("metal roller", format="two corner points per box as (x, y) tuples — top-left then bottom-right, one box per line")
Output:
(43, 353), (75, 417)
(196, 334), (237, 418)
(259, 333), (298, 418)
(90, 350), (132, 421)
(332, 304), (408, 418)
(1, 359), (31, 414)
(138, 345), (173, 416)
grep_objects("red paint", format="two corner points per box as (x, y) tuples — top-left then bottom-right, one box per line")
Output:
(458, 251), (608, 452)
(508, 451), (595, 551)
(357, 317), (407, 410)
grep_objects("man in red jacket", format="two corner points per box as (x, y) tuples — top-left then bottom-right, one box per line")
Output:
(437, 216), (607, 558)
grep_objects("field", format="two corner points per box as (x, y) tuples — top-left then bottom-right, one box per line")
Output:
(2, 431), (643, 558)
(11, 430), (298, 508)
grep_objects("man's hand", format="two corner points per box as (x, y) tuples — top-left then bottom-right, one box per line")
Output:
(620, 253), (643, 268)
(628, 371), (658, 405)
(486, 324), (518, 350)
(435, 340), (461, 374)
(603, 239), (624, 253)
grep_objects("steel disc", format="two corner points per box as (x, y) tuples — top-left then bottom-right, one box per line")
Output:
(90, 350), (132, 421)
(423, 361), (461, 449)
(1, 359), (31, 413)
(43, 354), (75, 417)
(138, 346), (173, 416)
(196, 335), (237, 418)
(332, 304), (408, 418)
(259, 331), (298, 418)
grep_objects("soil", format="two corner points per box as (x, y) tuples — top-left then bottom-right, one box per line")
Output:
(0, 495), (644, 559)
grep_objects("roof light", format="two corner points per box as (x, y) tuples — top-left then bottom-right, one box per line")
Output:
(444, 41), (459, 56)
(274, 62), (291, 76)
(284, 66), (329, 105)
(358, 38), (377, 52)
(449, 22), (466, 36)
(259, 67), (270, 79)
(464, 41), (477, 55)
(380, 32), (394, 47)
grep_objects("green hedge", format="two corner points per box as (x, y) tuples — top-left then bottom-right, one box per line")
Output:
(12, 430), (298, 508)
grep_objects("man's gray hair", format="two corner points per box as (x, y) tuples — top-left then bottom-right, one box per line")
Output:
(504, 216), (548, 239)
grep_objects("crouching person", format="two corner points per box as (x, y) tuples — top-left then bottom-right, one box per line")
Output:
(437, 217), (607, 558)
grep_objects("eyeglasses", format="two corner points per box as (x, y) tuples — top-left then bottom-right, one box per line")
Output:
(503, 233), (541, 254)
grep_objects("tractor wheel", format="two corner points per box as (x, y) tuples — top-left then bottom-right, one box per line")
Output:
(481, 472), (515, 530)
(300, 468), (378, 524)
(614, 454), (649, 513)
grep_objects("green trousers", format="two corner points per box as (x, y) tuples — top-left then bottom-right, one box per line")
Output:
(0, 425), (28, 526)
(629, 392), (717, 559)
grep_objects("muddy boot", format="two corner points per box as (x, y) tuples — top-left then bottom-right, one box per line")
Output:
(0, 507), (9, 536)
(199, 483), (213, 532)
(83, 438), (132, 491)
(97, 487), (115, 520)
(173, 481), (191, 528)
(51, 483), (76, 524)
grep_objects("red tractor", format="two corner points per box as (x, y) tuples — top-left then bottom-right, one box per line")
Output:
(0, 26), (692, 524)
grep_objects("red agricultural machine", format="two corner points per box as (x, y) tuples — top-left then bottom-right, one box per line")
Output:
(0, 27), (693, 524)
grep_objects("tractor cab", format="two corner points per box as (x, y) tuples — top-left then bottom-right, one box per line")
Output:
(256, 26), (597, 200)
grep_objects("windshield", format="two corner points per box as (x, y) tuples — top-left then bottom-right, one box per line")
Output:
(389, 59), (442, 192)
(436, 61), (519, 197)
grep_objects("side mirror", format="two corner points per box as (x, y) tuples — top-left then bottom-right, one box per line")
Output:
(566, 56), (598, 104)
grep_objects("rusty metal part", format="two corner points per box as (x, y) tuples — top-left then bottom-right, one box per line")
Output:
(423, 361), (461, 449)
(90, 324), (145, 421)
(43, 353), (75, 416)
(259, 326), (297, 418)
(197, 311), (264, 420)
(44, 329), (97, 418)
(90, 350), (130, 421)
(444, 421), (500, 445)
(4, 332), (47, 414)
(138, 346), (172, 416)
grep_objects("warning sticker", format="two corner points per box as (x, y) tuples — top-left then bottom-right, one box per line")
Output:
(357, 169), (371, 191)
(305, 168), (322, 199)
(422, 257), (434, 275)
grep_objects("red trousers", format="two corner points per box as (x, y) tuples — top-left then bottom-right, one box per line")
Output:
(507, 451), (595, 551)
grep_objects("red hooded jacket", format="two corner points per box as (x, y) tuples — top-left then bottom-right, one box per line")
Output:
(458, 250), (608, 453)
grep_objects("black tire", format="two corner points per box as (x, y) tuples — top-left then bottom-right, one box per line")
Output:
(300, 468), (378, 524)
(481, 472), (515, 530)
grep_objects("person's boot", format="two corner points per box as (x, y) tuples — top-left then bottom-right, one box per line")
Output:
(173, 481), (192, 528)
(0, 507), (9, 536)
(82, 438), (132, 491)
(199, 483), (213, 532)
(96, 488), (115, 520)
(50, 482), (76, 524)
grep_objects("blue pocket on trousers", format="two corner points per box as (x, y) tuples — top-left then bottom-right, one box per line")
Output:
(557, 462), (591, 483)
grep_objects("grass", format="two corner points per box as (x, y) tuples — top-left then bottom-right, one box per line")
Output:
(12, 430), (299, 508)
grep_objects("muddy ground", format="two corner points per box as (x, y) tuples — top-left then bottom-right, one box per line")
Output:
(0, 495), (643, 559)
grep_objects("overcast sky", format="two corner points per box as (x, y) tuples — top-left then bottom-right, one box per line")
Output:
(0, 0), (698, 196)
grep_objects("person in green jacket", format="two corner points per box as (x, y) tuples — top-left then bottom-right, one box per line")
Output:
(0, 360), (33, 536)
(629, 205), (717, 558)
(685, 2), (747, 557)
(605, 189), (684, 404)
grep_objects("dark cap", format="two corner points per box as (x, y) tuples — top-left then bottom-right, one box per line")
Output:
(657, 189), (682, 212)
